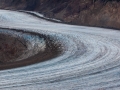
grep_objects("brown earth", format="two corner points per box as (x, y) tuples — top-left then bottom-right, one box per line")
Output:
(0, 29), (62, 70)
(0, 33), (27, 63)
(0, 0), (120, 29)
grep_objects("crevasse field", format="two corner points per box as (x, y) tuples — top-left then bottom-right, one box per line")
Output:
(0, 10), (120, 90)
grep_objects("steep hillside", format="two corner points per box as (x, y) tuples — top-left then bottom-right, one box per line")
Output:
(0, 0), (120, 29)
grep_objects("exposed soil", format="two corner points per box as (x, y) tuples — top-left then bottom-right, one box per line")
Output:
(0, 29), (62, 70)
(0, 33), (27, 63)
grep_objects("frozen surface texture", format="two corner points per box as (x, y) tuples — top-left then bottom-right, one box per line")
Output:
(0, 10), (120, 90)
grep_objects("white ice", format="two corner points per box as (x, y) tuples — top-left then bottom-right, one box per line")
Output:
(0, 9), (120, 90)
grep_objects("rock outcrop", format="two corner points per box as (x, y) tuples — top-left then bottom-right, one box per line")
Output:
(0, 0), (120, 29)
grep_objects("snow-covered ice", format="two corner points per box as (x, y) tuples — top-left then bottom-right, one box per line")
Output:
(0, 9), (120, 90)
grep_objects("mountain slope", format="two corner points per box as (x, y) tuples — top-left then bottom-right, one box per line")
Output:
(0, 0), (120, 29)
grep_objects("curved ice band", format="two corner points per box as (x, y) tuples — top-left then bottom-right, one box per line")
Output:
(0, 10), (120, 90)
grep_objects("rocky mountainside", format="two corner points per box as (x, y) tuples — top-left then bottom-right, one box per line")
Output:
(0, 0), (120, 29)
